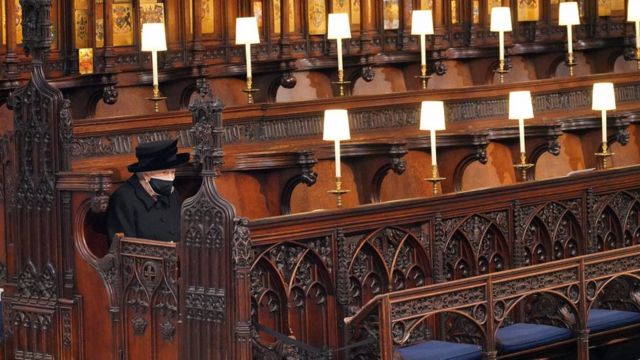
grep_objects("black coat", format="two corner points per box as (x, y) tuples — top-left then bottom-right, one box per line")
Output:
(106, 176), (180, 242)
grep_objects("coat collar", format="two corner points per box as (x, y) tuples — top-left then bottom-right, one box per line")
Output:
(127, 176), (157, 210)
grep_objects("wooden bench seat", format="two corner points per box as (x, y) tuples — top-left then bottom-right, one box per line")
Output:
(496, 323), (573, 354)
(397, 340), (482, 360)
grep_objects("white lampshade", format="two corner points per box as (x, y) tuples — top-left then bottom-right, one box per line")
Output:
(235, 17), (260, 45)
(592, 82), (616, 110)
(490, 7), (512, 32)
(328, 13), (351, 39)
(629, 0), (640, 21)
(559, 2), (580, 26)
(141, 23), (167, 51)
(508, 91), (534, 120)
(411, 10), (434, 35)
(419, 101), (446, 130)
(323, 109), (351, 141)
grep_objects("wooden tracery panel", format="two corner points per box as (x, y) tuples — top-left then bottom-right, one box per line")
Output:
(593, 191), (640, 251)
(519, 200), (584, 265)
(440, 212), (510, 280)
(251, 238), (337, 355)
(348, 226), (432, 308)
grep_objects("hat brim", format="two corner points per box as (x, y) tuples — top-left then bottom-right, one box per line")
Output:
(127, 153), (190, 173)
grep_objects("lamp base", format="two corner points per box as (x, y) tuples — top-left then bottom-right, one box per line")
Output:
(328, 177), (350, 208)
(425, 165), (445, 195)
(494, 60), (509, 84)
(595, 142), (614, 169)
(565, 53), (577, 76)
(241, 87), (260, 104)
(146, 86), (166, 113)
(415, 74), (431, 90)
(513, 152), (534, 182)
(331, 80), (351, 97)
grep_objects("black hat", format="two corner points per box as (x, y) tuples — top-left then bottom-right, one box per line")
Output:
(127, 139), (190, 173)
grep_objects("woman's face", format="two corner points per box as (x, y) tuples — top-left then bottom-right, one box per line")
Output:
(142, 169), (176, 181)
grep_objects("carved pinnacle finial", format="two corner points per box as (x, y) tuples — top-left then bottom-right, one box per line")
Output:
(20, 0), (53, 63)
(188, 80), (225, 175)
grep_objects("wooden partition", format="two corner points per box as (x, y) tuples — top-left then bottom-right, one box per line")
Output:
(246, 165), (640, 358)
(345, 244), (640, 359)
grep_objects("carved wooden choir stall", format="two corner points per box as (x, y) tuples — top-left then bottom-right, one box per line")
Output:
(1, 0), (640, 359)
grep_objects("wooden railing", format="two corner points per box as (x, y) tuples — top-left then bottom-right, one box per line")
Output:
(344, 244), (640, 359)
(245, 165), (640, 358)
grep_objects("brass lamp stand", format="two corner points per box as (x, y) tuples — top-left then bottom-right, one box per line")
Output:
(425, 165), (445, 195)
(328, 177), (350, 208)
(332, 70), (351, 97)
(416, 64), (431, 90)
(595, 142), (614, 169)
(513, 152), (534, 182)
(495, 59), (509, 84)
(146, 84), (167, 113)
(241, 77), (259, 104)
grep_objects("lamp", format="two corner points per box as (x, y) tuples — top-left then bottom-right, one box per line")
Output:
(236, 17), (260, 104)
(592, 82), (616, 169)
(559, 2), (580, 75)
(628, 0), (640, 69)
(419, 101), (446, 195)
(141, 23), (167, 112)
(508, 90), (534, 181)
(411, 10), (434, 89)
(323, 109), (351, 207)
(328, 13), (351, 96)
(490, 7), (512, 84)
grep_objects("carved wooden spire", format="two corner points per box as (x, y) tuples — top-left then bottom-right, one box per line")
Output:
(179, 80), (252, 359)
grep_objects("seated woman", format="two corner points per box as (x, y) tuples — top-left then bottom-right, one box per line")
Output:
(106, 139), (189, 242)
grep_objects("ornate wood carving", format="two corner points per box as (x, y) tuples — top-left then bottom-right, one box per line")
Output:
(441, 211), (510, 280)
(179, 80), (252, 359)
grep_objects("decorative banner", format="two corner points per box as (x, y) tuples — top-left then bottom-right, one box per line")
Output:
(473, 0), (480, 24)
(351, 0), (360, 24)
(201, 0), (214, 34)
(2, 0), (6, 45)
(112, 3), (133, 46)
(518, 0), (539, 21)
(333, 0), (349, 14)
(611, 0), (624, 11)
(75, 9), (90, 48)
(308, 0), (326, 35)
(140, 2), (164, 23)
(253, 0), (263, 29)
(383, 0), (399, 30)
(488, 0), (501, 13)
(420, 0), (433, 10)
(273, 0), (281, 34)
(79, 48), (94, 74)
(76, 0), (89, 9)
(16, 0), (22, 44)
(95, 19), (104, 47)
(451, 0), (458, 24)
(598, 0), (611, 16)
(288, 0), (295, 32)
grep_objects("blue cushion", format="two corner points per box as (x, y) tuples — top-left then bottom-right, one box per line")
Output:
(587, 309), (640, 333)
(397, 340), (482, 360)
(497, 323), (573, 353)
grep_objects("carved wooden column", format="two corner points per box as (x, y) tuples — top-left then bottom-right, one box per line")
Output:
(2, 0), (79, 358)
(179, 80), (253, 359)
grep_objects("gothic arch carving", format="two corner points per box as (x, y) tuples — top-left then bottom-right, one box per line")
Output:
(348, 227), (431, 308)
(442, 214), (510, 280)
